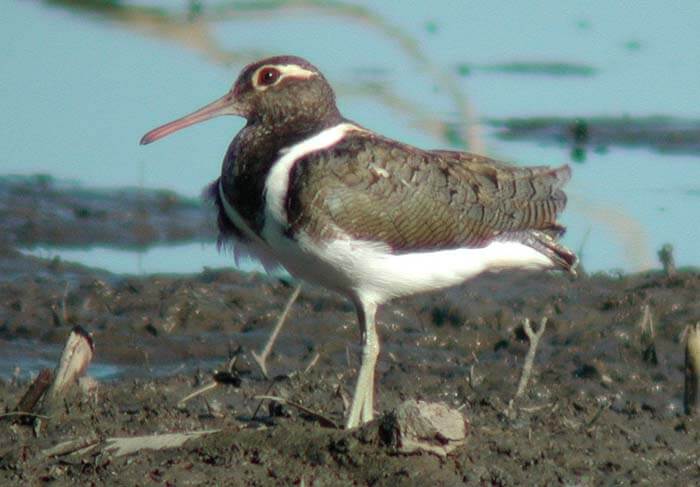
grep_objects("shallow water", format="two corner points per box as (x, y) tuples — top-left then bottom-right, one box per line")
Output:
(22, 243), (247, 276)
(3, 1), (699, 273)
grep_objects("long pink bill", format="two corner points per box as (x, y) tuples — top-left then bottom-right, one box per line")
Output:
(140, 92), (241, 145)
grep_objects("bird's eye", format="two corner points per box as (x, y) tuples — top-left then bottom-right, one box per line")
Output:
(257, 67), (281, 87)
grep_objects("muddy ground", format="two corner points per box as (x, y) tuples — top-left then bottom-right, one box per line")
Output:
(1, 176), (699, 485)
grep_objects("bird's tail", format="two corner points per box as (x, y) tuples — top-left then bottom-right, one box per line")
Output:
(528, 229), (578, 275)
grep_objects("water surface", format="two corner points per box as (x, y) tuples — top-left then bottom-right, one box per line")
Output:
(3, 1), (699, 273)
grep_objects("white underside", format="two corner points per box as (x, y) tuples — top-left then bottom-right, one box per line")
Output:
(219, 122), (556, 306)
(266, 232), (554, 305)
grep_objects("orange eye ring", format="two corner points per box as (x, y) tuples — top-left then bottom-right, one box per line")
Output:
(257, 67), (281, 87)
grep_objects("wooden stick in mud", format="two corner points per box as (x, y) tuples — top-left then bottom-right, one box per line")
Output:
(639, 304), (658, 365)
(684, 323), (700, 416)
(252, 283), (302, 379)
(41, 326), (95, 414)
(254, 395), (339, 429)
(178, 356), (241, 407)
(657, 243), (677, 278)
(11, 368), (53, 419)
(514, 317), (548, 399)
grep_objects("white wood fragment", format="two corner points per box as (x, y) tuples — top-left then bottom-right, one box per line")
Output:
(45, 326), (94, 406)
(103, 429), (221, 457)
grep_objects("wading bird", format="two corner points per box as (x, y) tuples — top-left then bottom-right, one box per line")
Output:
(141, 56), (576, 429)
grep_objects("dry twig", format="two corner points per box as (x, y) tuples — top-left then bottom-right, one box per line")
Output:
(178, 356), (241, 407)
(41, 435), (100, 458)
(303, 352), (321, 374)
(684, 323), (700, 416)
(638, 304), (658, 365)
(335, 384), (350, 413)
(252, 283), (301, 378)
(254, 395), (339, 429)
(11, 369), (53, 418)
(514, 317), (548, 399)
(657, 243), (677, 277)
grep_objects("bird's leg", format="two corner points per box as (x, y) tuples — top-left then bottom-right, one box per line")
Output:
(345, 299), (379, 429)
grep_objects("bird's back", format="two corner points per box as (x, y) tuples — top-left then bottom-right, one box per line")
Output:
(284, 129), (576, 272)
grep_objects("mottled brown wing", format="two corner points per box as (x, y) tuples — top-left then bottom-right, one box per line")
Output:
(285, 132), (571, 252)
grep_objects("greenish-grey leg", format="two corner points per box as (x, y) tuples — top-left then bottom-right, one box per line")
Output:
(345, 299), (379, 429)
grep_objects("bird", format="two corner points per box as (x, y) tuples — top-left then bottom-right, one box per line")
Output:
(141, 55), (577, 429)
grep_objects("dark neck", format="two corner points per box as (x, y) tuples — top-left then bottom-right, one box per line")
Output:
(218, 113), (342, 235)
(257, 107), (344, 141)
(239, 108), (344, 162)
(253, 79), (343, 137)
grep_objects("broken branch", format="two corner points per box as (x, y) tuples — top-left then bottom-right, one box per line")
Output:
(514, 317), (548, 399)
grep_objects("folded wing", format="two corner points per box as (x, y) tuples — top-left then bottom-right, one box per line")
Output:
(285, 133), (574, 269)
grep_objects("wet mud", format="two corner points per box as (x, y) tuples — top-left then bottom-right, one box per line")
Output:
(0, 175), (214, 249)
(1, 178), (699, 485)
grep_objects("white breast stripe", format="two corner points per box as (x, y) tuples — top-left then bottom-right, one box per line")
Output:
(264, 123), (360, 228)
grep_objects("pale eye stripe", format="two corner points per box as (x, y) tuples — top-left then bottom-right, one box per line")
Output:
(276, 64), (317, 79)
(252, 64), (317, 90)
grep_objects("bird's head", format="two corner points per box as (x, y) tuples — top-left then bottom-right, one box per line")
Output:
(140, 55), (340, 145)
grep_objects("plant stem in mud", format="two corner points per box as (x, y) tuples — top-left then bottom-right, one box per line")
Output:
(684, 323), (700, 416)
